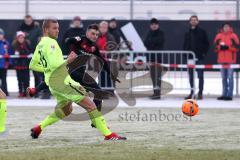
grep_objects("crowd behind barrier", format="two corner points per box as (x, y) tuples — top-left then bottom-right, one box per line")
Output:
(0, 15), (239, 101)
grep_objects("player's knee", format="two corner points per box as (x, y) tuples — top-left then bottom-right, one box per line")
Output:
(87, 101), (97, 112)
(0, 89), (6, 100)
(62, 103), (73, 116)
(84, 100), (97, 112)
(55, 103), (73, 119)
(78, 97), (97, 112)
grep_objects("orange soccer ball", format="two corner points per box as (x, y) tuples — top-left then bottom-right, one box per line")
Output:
(182, 99), (199, 116)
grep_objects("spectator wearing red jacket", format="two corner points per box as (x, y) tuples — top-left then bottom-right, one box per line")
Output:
(214, 23), (239, 101)
(96, 21), (116, 93)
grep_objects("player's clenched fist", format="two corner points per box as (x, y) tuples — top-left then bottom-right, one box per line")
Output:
(67, 51), (78, 64)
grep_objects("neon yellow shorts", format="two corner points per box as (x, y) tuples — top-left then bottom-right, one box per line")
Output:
(49, 75), (86, 108)
(48, 61), (87, 109)
(50, 86), (86, 109)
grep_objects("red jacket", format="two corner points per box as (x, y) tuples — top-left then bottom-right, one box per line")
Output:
(97, 34), (107, 51)
(214, 28), (239, 64)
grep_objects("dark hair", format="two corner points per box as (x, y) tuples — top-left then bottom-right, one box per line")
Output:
(189, 15), (198, 21)
(87, 24), (99, 31)
(150, 18), (159, 24)
(73, 16), (81, 22)
(42, 18), (58, 31)
(109, 18), (117, 22)
(25, 14), (32, 19)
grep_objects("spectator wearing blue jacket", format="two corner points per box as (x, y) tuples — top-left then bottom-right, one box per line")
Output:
(0, 28), (10, 96)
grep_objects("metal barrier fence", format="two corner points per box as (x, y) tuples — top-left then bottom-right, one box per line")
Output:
(2, 51), (240, 96)
(0, 51), (197, 97)
(84, 50), (197, 97)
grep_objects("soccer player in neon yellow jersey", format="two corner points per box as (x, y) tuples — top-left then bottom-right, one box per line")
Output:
(29, 18), (126, 140)
(0, 89), (7, 134)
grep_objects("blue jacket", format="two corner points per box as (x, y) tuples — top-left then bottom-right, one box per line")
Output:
(0, 39), (10, 69)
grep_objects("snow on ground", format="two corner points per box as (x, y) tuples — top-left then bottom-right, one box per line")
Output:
(7, 96), (240, 109)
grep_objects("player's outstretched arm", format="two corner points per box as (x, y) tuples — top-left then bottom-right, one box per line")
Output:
(67, 51), (78, 64)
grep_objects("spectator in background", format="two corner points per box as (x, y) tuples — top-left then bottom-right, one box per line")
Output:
(19, 15), (41, 51)
(144, 18), (165, 100)
(183, 15), (209, 100)
(12, 31), (31, 98)
(62, 16), (85, 55)
(0, 28), (10, 96)
(108, 18), (121, 48)
(19, 15), (43, 97)
(96, 21), (116, 93)
(214, 23), (239, 101)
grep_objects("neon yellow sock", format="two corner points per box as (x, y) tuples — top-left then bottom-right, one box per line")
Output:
(89, 109), (112, 136)
(40, 112), (60, 130)
(0, 99), (7, 133)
